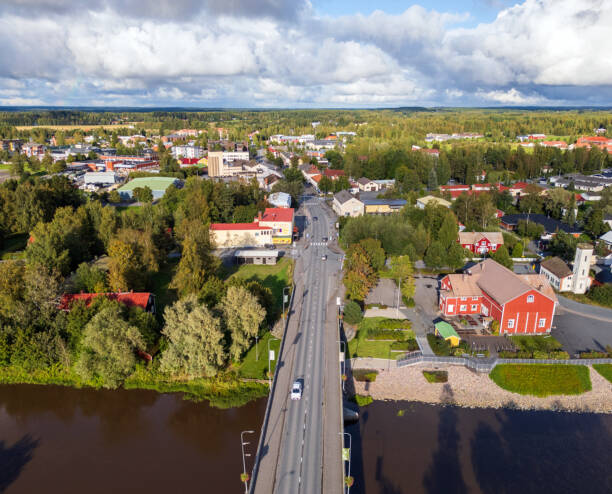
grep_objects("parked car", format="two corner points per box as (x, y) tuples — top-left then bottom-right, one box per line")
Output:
(291, 380), (303, 400)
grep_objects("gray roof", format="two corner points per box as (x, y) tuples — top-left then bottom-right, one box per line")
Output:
(540, 257), (572, 279)
(361, 199), (407, 207)
(334, 190), (356, 204)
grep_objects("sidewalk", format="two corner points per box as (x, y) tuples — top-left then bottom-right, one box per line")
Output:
(415, 334), (435, 356)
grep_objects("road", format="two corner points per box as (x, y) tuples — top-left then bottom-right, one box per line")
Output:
(251, 195), (343, 494)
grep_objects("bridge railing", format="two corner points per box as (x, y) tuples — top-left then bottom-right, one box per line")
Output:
(249, 282), (296, 494)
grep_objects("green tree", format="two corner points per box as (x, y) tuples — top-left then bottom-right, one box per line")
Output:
(343, 300), (363, 325)
(424, 241), (445, 269)
(358, 238), (386, 272)
(512, 242), (524, 258)
(73, 262), (107, 293)
(491, 245), (513, 270)
(318, 176), (334, 193)
(108, 190), (121, 203)
(389, 255), (415, 300)
(133, 186), (154, 203)
(75, 306), (145, 388)
(220, 285), (266, 361)
(438, 213), (458, 249)
(160, 295), (226, 377)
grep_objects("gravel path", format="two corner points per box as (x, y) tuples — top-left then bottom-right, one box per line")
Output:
(352, 364), (612, 414)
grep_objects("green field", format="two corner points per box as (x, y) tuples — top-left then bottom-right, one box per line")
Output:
(348, 339), (403, 360)
(238, 331), (282, 379)
(489, 364), (592, 397)
(593, 364), (612, 384)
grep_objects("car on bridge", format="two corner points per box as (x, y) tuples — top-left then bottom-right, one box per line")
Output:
(291, 380), (303, 400)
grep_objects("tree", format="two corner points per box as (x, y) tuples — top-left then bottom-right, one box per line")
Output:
(490, 245), (513, 270)
(73, 262), (107, 293)
(108, 190), (121, 203)
(424, 241), (445, 269)
(220, 285), (266, 361)
(75, 306), (145, 388)
(358, 238), (386, 272)
(171, 235), (210, 296)
(133, 186), (154, 203)
(389, 255), (415, 300)
(318, 176), (334, 193)
(160, 295), (226, 377)
(512, 242), (524, 258)
(343, 300), (363, 325)
(438, 213), (458, 249)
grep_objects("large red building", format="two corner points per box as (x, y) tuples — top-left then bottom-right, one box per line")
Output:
(439, 259), (557, 334)
(457, 231), (503, 254)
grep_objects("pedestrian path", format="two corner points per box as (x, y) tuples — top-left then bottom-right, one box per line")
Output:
(415, 334), (435, 356)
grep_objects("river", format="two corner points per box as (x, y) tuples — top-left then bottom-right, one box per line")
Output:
(0, 384), (266, 493)
(346, 400), (612, 494)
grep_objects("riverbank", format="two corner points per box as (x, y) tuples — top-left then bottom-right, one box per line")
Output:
(0, 364), (268, 409)
(351, 364), (612, 413)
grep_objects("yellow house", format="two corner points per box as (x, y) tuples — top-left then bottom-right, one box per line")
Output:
(259, 208), (294, 244)
(362, 199), (407, 215)
(434, 321), (461, 347)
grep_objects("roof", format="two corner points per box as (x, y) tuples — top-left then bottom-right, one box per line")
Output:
(444, 273), (483, 297)
(210, 223), (272, 231)
(435, 321), (459, 339)
(59, 292), (152, 311)
(268, 192), (291, 208)
(362, 199), (407, 207)
(334, 190), (356, 205)
(261, 207), (294, 223)
(600, 231), (612, 243)
(234, 250), (279, 258)
(474, 259), (549, 305)
(118, 177), (180, 192)
(540, 257), (573, 279)
(357, 177), (372, 185)
(500, 214), (581, 234)
(458, 231), (504, 245)
(520, 274), (557, 303)
(324, 169), (346, 178)
(417, 195), (451, 208)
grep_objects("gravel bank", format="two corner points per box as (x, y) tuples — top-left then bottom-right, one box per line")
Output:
(352, 364), (612, 414)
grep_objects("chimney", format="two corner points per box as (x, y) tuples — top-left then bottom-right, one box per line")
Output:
(258, 211), (262, 221)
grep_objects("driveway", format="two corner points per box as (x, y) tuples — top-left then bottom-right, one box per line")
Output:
(365, 278), (398, 307)
(552, 295), (612, 355)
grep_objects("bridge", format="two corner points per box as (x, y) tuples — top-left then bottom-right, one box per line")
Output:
(248, 196), (346, 494)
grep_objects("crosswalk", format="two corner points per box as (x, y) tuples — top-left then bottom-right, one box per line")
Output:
(309, 242), (328, 246)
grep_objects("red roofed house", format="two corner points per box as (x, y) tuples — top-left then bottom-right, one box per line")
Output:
(59, 292), (156, 313)
(458, 231), (504, 254)
(259, 208), (295, 244)
(439, 259), (557, 334)
(508, 182), (530, 197)
(210, 222), (273, 248)
(179, 157), (200, 167)
(324, 169), (346, 180)
(575, 136), (612, 149)
(540, 141), (568, 149)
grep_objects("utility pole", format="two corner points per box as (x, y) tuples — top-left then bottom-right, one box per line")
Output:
(240, 430), (254, 494)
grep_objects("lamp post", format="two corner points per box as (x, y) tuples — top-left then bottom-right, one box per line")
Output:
(267, 337), (279, 389)
(339, 431), (352, 494)
(337, 340), (346, 392)
(240, 430), (254, 494)
(282, 286), (291, 325)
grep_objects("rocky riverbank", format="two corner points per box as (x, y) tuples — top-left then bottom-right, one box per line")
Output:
(352, 364), (612, 414)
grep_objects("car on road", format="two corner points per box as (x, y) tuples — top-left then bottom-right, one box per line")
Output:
(313, 216), (318, 221)
(322, 236), (328, 242)
(291, 380), (303, 400)
(321, 255), (327, 261)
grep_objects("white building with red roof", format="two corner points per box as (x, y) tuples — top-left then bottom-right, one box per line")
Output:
(210, 222), (273, 248)
(259, 208), (295, 244)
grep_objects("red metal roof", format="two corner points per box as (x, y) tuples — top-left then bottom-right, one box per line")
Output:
(261, 207), (294, 223)
(324, 169), (346, 178)
(210, 223), (272, 231)
(59, 292), (152, 311)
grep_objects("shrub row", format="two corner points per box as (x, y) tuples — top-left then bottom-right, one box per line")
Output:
(579, 351), (612, 359)
(367, 328), (415, 341)
(377, 319), (412, 330)
(499, 350), (570, 360)
(390, 340), (419, 351)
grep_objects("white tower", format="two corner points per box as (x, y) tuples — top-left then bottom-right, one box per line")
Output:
(571, 243), (593, 294)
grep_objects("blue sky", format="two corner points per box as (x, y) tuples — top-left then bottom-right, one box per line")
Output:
(0, 0), (611, 107)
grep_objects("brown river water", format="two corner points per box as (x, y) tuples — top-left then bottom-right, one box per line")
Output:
(0, 384), (266, 494)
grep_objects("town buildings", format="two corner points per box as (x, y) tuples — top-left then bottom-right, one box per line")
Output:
(210, 222), (273, 248)
(332, 190), (365, 217)
(500, 213), (581, 239)
(539, 244), (593, 294)
(457, 232), (504, 254)
(259, 208), (295, 244)
(439, 259), (557, 335)
(416, 195), (451, 209)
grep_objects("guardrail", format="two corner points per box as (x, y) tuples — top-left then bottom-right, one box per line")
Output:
(249, 281), (296, 494)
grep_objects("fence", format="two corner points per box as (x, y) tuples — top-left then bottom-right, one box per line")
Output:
(395, 352), (612, 373)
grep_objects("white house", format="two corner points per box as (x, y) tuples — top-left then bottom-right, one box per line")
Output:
(416, 195), (452, 209)
(332, 190), (364, 217)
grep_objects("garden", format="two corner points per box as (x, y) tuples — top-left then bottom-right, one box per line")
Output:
(348, 317), (417, 359)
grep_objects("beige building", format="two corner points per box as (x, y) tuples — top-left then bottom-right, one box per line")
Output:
(333, 190), (364, 217)
(209, 223), (272, 248)
(416, 195), (451, 209)
(258, 208), (294, 244)
(207, 151), (224, 177)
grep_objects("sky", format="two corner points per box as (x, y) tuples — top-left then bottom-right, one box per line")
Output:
(0, 0), (611, 108)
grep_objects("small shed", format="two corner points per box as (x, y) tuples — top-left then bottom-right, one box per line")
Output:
(434, 321), (461, 347)
(234, 249), (279, 265)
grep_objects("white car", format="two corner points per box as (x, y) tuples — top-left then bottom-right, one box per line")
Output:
(291, 380), (303, 400)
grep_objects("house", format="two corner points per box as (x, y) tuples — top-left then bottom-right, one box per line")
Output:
(324, 169), (346, 180)
(434, 321), (460, 347)
(210, 222), (273, 248)
(59, 292), (156, 313)
(258, 208), (295, 244)
(362, 198), (407, 215)
(332, 190), (364, 217)
(458, 232), (504, 254)
(117, 177), (181, 200)
(508, 182), (531, 197)
(172, 145), (205, 159)
(604, 214), (612, 230)
(267, 192), (292, 208)
(540, 141), (568, 149)
(539, 257), (574, 292)
(500, 214), (581, 238)
(439, 259), (557, 335)
(600, 231), (612, 248)
(357, 177), (379, 192)
(83, 172), (117, 186)
(416, 195), (451, 209)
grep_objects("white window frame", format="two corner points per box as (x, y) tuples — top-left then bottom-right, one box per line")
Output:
(447, 304), (454, 312)
(460, 296), (467, 301)
(527, 295), (534, 303)
(507, 319), (515, 328)
(471, 304), (478, 311)
(538, 318), (546, 328)
(459, 304), (467, 312)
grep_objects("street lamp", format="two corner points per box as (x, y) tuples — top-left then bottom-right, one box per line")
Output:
(240, 430), (254, 494)
(267, 337), (280, 389)
(337, 340), (346, 392)
(339, 431), (352, 494)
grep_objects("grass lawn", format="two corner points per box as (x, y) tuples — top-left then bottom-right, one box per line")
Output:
(489, 364), (592, 397)
(348, 338), (402, 360)
(226, 257), (294, 317)
(0, 163), (11, 170)
(238, 331), (282, 379)
(149, 259), (179, 316)
(0, 233), (28, 260)
(593, 364), (612, 384)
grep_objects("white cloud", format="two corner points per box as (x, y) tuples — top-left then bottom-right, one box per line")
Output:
(476, 88), (546, 105)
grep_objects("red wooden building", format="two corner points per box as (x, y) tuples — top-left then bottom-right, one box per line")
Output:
(439, 259), (557, 334)
(457, 231), (503, 254)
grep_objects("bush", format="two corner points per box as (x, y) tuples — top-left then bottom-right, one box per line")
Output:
(343, 301), (363, 325)
(365, 303), (388, 309)
(390, 340), (419, 351)
(352, 369), (379, 382)
(367, 329), (414, 341)
(532, 350), (549, 360)
(549, 350), (570, 360)
(427, 333), (452, 356)
(490, 320), (500, 335)
(352, 394), (373, 406)
(403, 297), (415, 307)
(579, 351), (608, 359)
(423, 370), (448, 383)
(588, 284), (612, 308)
(499, 350), (517, 359)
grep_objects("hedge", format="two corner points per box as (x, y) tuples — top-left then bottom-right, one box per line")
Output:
(390, 340), (419, 351)
(352, 394), (373, 406)
(367, 329), (415, 341)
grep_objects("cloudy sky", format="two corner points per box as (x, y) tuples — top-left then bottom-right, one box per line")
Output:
(0, 0), (611, 107)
